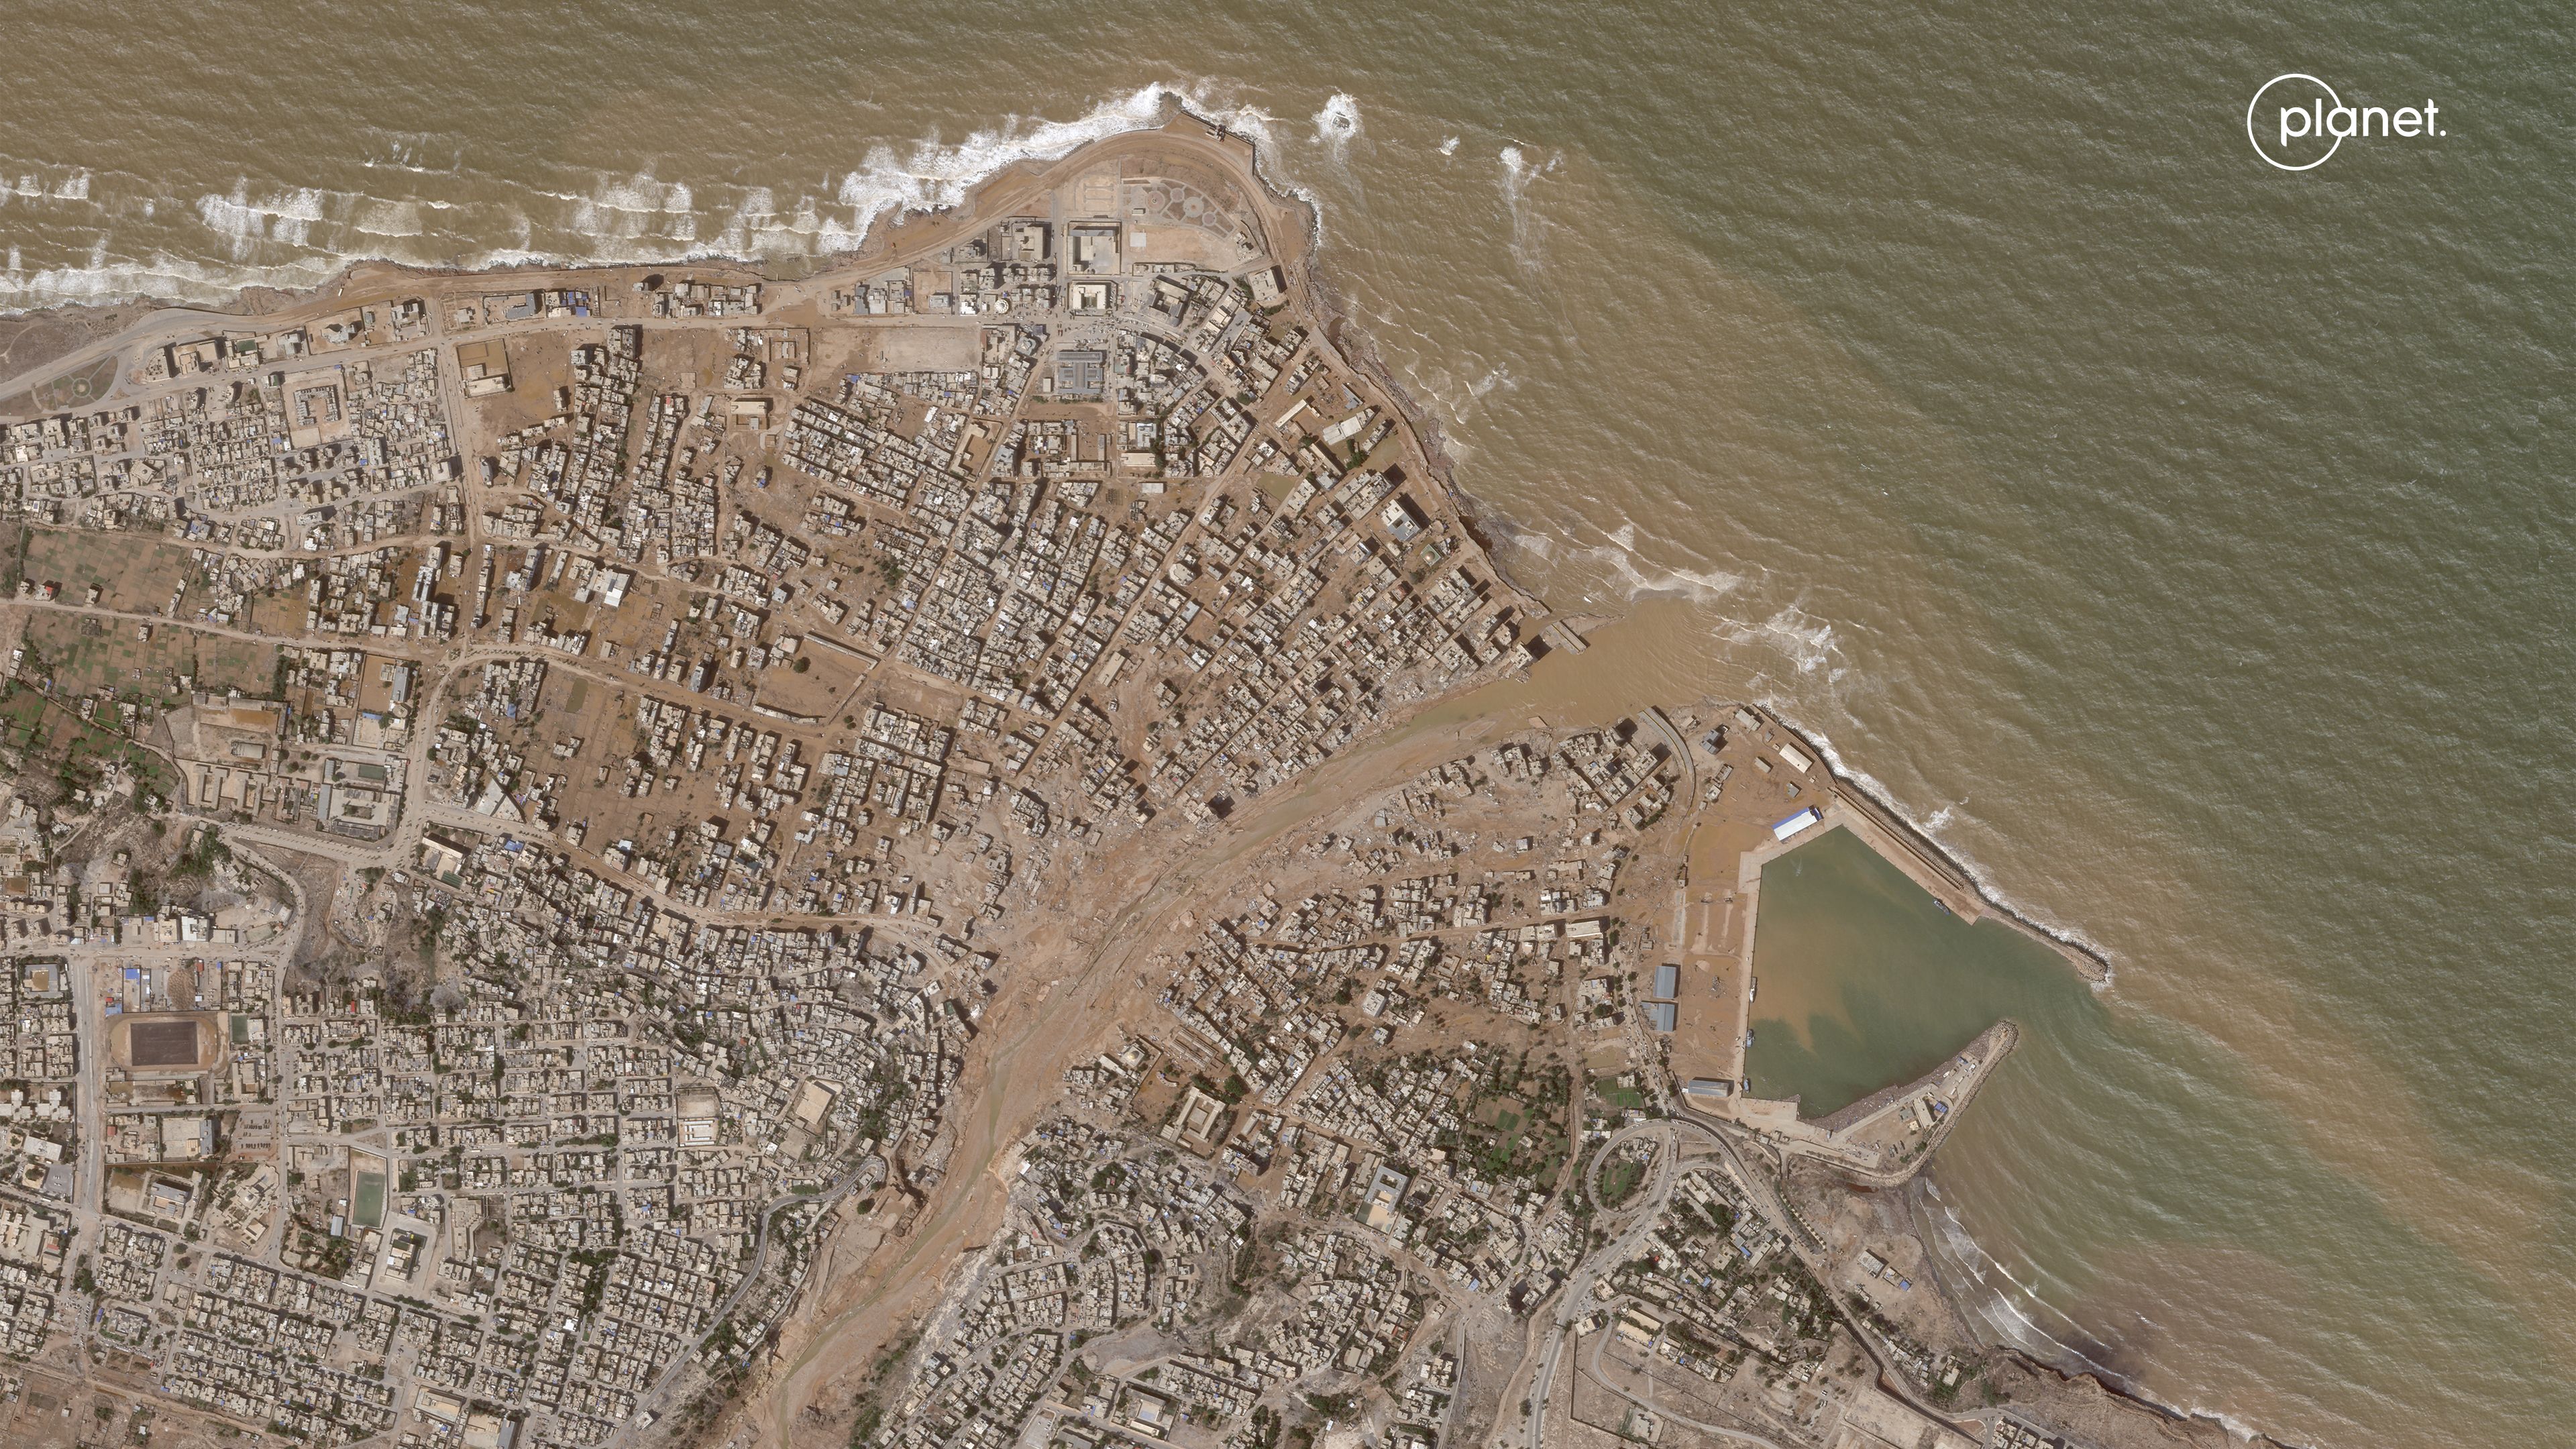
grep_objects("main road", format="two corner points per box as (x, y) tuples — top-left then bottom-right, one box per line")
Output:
(1512, 1108), (1947, 1449)
(64, 953), (107, 1263)
(1518, 1120), (1690, 1449)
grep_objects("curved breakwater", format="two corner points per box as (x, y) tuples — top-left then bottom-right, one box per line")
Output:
(3, 5), (2571, 1445)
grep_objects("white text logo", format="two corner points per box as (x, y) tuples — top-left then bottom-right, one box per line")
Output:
(2247, 74), (2443, 171)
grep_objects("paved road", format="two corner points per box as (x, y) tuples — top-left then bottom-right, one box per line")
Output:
(1637, 704), (1699, 802)
(1661, 1114), (1984, 1440)
(1668, 1116), (1814, 1253)
(0, 305), (248, 403)
(1518, 1110), (1972, 1449)
(7, 118), (1494, 1447)
(1521, 1121), (1684, 1448)
(2, 596), (379, 656)
(56, 932), (293, 1354)
(64, 953), (107, 1264)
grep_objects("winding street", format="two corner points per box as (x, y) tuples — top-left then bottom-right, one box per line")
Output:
(616, 1155), (891, 1444)
(1512, 1109), (1974, 1449)
(1519, 1120), (1690, 1449)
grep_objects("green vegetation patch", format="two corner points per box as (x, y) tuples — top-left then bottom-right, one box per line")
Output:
(1591, 1075), (1649, 1112)
(352, 1171), (386, 1228)
(1597, 1156), (1648, 1209)
(30, 356), (117, 412)
(0, 681), (180, 802)
(19, 612), (274, 701)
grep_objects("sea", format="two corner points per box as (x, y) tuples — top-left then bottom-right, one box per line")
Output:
(3, 3), (2569, 1444)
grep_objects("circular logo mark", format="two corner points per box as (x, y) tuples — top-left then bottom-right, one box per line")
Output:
(2248, 73), (2343, 170)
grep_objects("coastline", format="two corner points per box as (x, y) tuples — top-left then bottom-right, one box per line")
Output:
(1811, 1018), (2018, 1140)
(0, 95), (2114, 1015)
(1693, 708), (2292, 1444)
(1756, 705), (2114, 989)
(0, 87), (1568, 614)
(0, 104), (2285, 1449)
(1904, 1175), (2314, 1449)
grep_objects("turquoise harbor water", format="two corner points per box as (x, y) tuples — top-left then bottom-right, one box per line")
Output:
(3, 4), (2572, 1443)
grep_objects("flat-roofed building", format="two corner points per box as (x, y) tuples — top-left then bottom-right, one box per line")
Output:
(1053, 350), (1106, 400)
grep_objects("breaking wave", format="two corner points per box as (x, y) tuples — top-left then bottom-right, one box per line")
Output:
(1498, 144), (1557, 271)
(350, 199), (427, 239)
(0, 165), (97, 209)
(195, 183), (329, 258)
(1576, 525), (1745, 606)
(1931, 1200), (2112, 1370)
(2, 80), (1320, 315)
(1741, 669), (2122, 987)
(1924, 1197), (2272, 1440)
(1721, 602), (1839, 676)
(0, 245), (347, 312)
(1313, 92), (1362, 162)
